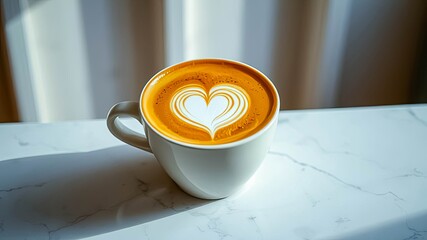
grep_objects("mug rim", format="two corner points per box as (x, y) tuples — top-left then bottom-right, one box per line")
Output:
(139, 58), (280, 150)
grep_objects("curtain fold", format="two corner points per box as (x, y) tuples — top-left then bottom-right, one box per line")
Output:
(2, 0), (426, 122)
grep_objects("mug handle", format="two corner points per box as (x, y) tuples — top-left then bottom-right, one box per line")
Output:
(107, 101), (152, 153)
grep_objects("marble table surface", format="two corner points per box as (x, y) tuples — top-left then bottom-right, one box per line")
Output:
(1, 104), (427, 240)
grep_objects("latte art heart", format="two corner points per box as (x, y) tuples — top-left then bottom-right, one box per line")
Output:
(170, 84), (249, 139)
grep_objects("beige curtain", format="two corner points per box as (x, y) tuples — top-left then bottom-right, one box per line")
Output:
(2, 0), (426, 122)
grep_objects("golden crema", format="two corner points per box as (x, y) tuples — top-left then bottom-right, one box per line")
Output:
(141, 59), (278, 145)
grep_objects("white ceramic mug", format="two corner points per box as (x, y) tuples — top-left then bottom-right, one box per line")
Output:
(107, 59), (280, 199)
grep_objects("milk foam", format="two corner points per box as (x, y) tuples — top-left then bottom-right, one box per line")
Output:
(170, 84), (249, 138)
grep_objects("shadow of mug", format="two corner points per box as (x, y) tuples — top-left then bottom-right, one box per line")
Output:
(0, 146), (210, 239)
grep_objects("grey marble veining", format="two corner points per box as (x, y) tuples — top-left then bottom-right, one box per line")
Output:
(0, 105), (427, 239)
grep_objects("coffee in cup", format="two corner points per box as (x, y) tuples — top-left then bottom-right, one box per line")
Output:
(142, 59), (277, 145)
(107, 59), (280, 199)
